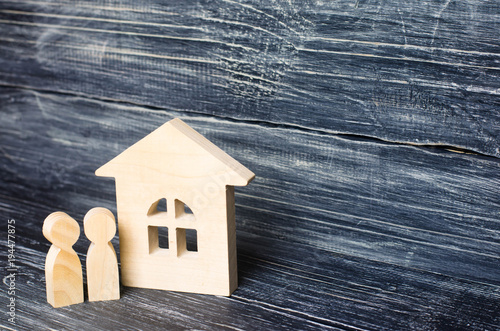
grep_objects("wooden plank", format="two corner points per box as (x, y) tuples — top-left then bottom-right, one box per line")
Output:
(1, 203), (500, 330)
(1, 87), (499, 287)
(0, 0), (499, 156)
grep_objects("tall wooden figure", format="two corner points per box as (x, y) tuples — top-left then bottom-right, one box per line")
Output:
(43, 212), (84, 308)
(84, 207), (120, 301)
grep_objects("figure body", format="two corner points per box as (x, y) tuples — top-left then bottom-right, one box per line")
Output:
(43, 212), (83, 308)
(84, 207), (120, 301)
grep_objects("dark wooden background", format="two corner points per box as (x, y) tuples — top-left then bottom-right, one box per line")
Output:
(1, 1), (499, 330)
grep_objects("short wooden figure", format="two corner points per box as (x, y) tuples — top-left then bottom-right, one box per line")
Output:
(43, 212), (84, 308)
(84, 207), (120, 301)
(96, 118), (254, 296)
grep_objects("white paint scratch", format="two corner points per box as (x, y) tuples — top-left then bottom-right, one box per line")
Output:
(0, 10), (200, 31)
(296, 46), (500, 71)
(0, 19), (258, 53)
(431, 0), (452, 45)
(221, 0), (299, 35)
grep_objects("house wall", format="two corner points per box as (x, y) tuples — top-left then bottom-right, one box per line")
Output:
(114, 177), (235, 296)
(0, 1), (499, 329)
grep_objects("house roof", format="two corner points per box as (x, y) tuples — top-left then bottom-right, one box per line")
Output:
(95, 118), (255, 186)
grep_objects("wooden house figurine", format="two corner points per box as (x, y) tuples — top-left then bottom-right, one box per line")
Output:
(96, 118), (254, 296)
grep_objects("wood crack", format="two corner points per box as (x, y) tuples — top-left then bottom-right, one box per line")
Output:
(0, 84), (496, 159)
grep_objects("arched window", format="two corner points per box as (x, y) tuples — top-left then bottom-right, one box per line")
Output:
(175, 199), (197, 254)
(147, 198), (198, 255)
(147, 198), (167, 216)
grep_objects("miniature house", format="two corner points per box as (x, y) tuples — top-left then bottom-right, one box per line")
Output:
(96, 118), (254, 296)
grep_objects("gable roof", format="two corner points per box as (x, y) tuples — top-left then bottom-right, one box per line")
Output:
(96, 118), (255, 186)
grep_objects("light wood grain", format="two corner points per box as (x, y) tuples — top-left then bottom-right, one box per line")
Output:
(96, 118), (254, 296)
(42, 211), (83, 308)
(84, 207), (120, 302)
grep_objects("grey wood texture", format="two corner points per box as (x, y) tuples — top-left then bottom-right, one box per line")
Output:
(1, 89), (499, 330)
(0, 0), (499, 156)
(0, 0), (499, 330)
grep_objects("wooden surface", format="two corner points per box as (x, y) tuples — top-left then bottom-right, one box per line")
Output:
(0, 0), (499, 330)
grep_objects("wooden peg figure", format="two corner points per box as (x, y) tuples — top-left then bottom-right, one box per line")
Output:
(43, 212), (84, 308)
(84, 207), (120, 301)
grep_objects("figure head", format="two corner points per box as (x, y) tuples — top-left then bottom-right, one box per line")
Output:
(84, 207), (116, 243)
(43, 212), (80, 250)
